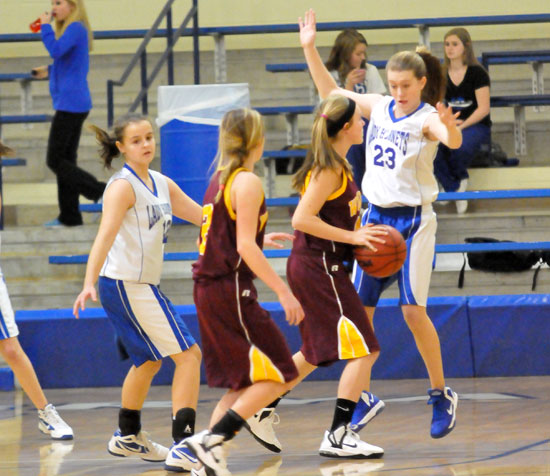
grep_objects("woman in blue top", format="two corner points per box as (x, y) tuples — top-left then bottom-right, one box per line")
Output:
(33, 0), (106, 227)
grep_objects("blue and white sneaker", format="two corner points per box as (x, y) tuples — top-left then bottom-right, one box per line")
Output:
(38, 404), (74, 440)
(108, 429), (169, 462)
(427, 387), (458, 438)
(350, 391), (385, 433)
(165, 439), (199, 472)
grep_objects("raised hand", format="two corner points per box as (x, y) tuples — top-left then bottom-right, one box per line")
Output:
(436, 101), (460, 129)
(298, 8), (317, 49)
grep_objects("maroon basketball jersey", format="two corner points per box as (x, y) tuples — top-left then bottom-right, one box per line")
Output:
(293, 169), (362, 260)
(192, 168), (268, 280)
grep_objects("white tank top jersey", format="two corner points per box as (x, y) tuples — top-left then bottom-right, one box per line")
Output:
(100, 165), (172, 285)
(362, 95), (439, 207)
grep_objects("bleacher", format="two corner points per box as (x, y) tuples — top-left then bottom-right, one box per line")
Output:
(1, 8), (550, 387)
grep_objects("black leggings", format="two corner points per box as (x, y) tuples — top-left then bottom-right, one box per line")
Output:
(46, 110), (106, 225)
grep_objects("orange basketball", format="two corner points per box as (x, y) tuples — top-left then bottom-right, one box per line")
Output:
(353, 225), (407, 278)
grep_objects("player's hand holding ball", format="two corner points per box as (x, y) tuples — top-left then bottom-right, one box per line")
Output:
(354, 225), (407, 278)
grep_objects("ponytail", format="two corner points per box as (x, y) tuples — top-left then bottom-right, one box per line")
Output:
(213, 108), (264, 203)
(292, 95), (353, 191)
(416, 47), (446, 107)
(88, 124), (120, 169)
(89, 113), (150, 169)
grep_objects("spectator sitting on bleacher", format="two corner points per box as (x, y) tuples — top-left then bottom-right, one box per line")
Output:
(433, 27), (491, 214)
(325, 29), (387, 187)
(32, 0), (106, 227)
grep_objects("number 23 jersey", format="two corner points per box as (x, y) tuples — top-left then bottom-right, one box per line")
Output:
(362, 96), (439, 207)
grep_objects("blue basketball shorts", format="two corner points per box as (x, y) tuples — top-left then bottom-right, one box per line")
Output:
(99, 276), (196, 367)
(352, 203), (436, 307)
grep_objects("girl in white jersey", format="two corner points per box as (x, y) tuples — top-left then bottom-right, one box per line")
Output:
(299, 9), (462, 439)
(73, 115), (203, 472)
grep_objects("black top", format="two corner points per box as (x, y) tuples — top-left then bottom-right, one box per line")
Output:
(446, 64), (491, 127)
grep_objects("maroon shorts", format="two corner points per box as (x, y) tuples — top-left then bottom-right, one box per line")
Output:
(193, 274), (298, 390)
(287, 250), (379, 366)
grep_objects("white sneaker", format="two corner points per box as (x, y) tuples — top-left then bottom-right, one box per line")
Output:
(191, 467), (207, 476)
(456, 179), (468, 214)
(108, 429), (169, 462)
(319, 460), (385, 475)
(185, 430), (231, 476)
(165, 438), (199, 472)
(244, 407), (282, 453)
(38, 404), (74, 440)
(319, 424), (384, 459)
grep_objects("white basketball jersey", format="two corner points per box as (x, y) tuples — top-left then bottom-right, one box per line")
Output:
(100, 165), (172, 285)
(362, 96), (439, 207)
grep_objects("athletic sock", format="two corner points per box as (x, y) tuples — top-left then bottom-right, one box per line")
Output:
(330, 398), (357, 431)
(172, 407), (196, 443)
(119, 408), (141, 436)
(211, 409), (245, 441)
(266, 391), (289, 409)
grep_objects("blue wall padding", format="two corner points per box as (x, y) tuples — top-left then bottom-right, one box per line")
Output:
(468, 294), (550, 377)
(0, 367), (15, 391)
(13, 294), (549, 388)
(367, 297), (474, 379)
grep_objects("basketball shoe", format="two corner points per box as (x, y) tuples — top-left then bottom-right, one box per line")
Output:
(427, 386), (458, 438)
(185, 429), (231, 476)
(165, 439), (199, 472)
(243, 407), (282, 453)
(349, 391), (385, 433)
(108, 429), (169, 461)
(319, 424), (384, 459)
(38, 404), (74, 440)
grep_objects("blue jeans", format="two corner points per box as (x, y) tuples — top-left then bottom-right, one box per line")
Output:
(433, 123), (491, 192)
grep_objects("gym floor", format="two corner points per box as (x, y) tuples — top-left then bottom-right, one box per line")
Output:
(1, 376), (549, 476)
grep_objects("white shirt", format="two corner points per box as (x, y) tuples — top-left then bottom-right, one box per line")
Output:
(362, 96), (439, 207)
(330, 63), (387, 95)
(101, 165), (172, 285)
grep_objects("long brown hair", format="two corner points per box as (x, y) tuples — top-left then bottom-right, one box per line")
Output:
(325, 29), (368, 85)
(55, 0), (93, 51)
(89, 113), (151, 169)
(213, 108), (264, 203)
(292, 95), (354, 192)
(386, 48), (446, 107)
(443, 27), (480, 68)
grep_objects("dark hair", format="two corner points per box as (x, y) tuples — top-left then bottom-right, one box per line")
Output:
(325, 29), (368, 85)
(386, 48), (446, 106)
(292, 95), (354, 191)
(443, 27), (480, 68)
(89, 114), (151, 169)
(213, 108), (264, 203)
(0, 140), (15, 157)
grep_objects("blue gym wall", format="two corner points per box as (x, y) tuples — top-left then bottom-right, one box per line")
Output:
(13, 294), (550, 388)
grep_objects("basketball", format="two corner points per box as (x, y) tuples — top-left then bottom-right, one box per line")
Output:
(354, 225), (407, 278)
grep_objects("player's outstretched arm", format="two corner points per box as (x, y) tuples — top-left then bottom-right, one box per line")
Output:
(299, 9), (382, 119)
(424, 102), (462, 149)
